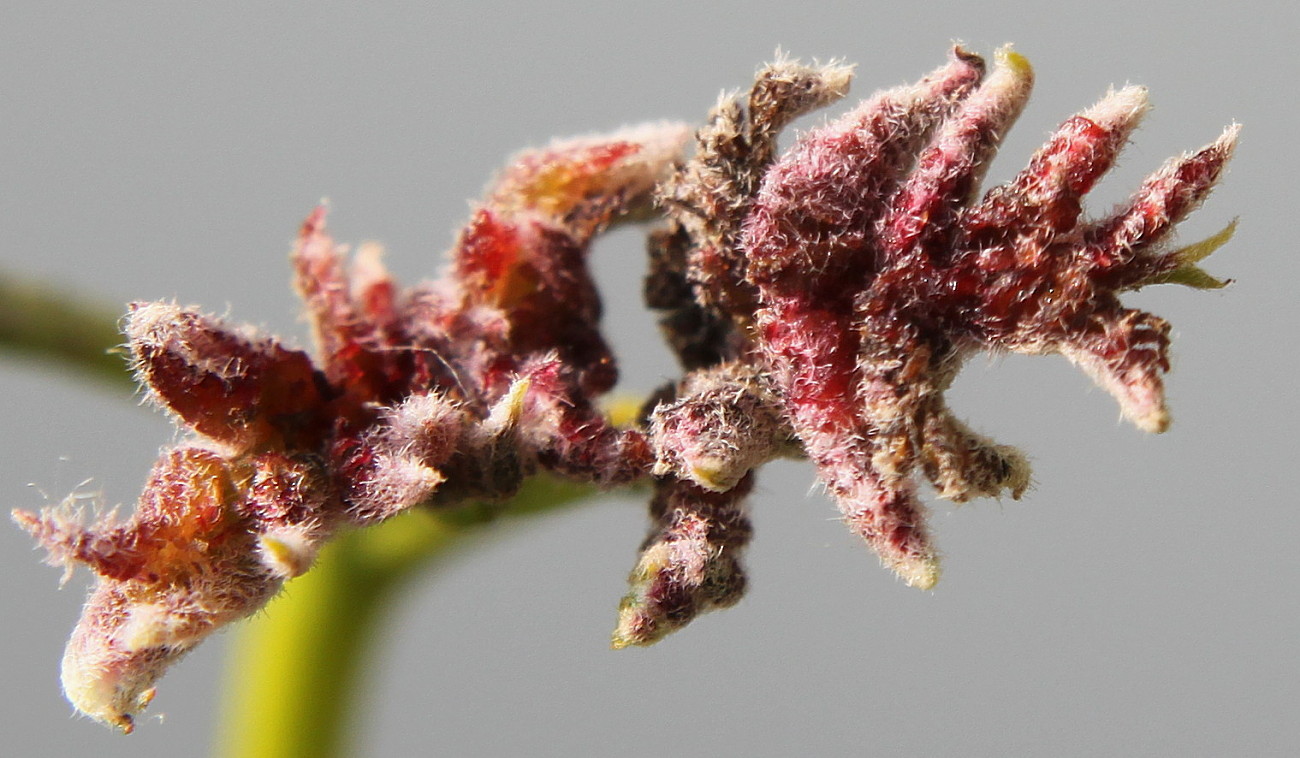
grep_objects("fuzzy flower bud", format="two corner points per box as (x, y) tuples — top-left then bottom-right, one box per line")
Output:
(649, 362), (792, 493)
(613, 475), (754, 649)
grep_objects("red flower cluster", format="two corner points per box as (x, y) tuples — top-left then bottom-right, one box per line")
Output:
(13, 124), (690, 731)
(14, 47), (1236, 730)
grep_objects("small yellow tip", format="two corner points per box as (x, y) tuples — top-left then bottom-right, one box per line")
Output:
(1135, 408), (1172, 435)
(688, 457), (733, 492)
(994, 45), (1033, 78)
(610, 616), (661, 649)
(610, 611), (645, 650)
(259, 536), (294, 568)
(502, 377), (530, 422)
(602, 394), (644, 429)
(896, 555), (942, 590)
(487, 376), (531, 430)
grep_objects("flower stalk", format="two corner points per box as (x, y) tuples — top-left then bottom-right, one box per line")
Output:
(0, 272), (132, 389)
(215, 475), (599, 758)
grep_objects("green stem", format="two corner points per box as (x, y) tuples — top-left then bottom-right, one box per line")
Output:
(213, 477), (602, 758)
(0, 271), (130, 388)
(213, 529), (401, 758)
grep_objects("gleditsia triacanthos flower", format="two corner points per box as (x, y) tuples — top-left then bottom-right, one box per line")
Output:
(15, 46), (1236, 728)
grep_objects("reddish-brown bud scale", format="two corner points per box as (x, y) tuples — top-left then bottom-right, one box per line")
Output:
(127, 303), (327, 451)
(293, 206), (377, 391)
(240, 452), (330, 533)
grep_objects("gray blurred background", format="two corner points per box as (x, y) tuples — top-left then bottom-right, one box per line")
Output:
(2, 2), (1295, 756)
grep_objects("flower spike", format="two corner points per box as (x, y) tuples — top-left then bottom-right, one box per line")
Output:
(652, 45), (1235, 600)
(13, 47), (1238, 730)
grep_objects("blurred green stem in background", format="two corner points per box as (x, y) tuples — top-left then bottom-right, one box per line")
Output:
(213, 476), (600, 758)
(0, 271), (615, 758)
(0, 271), (132, 388)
